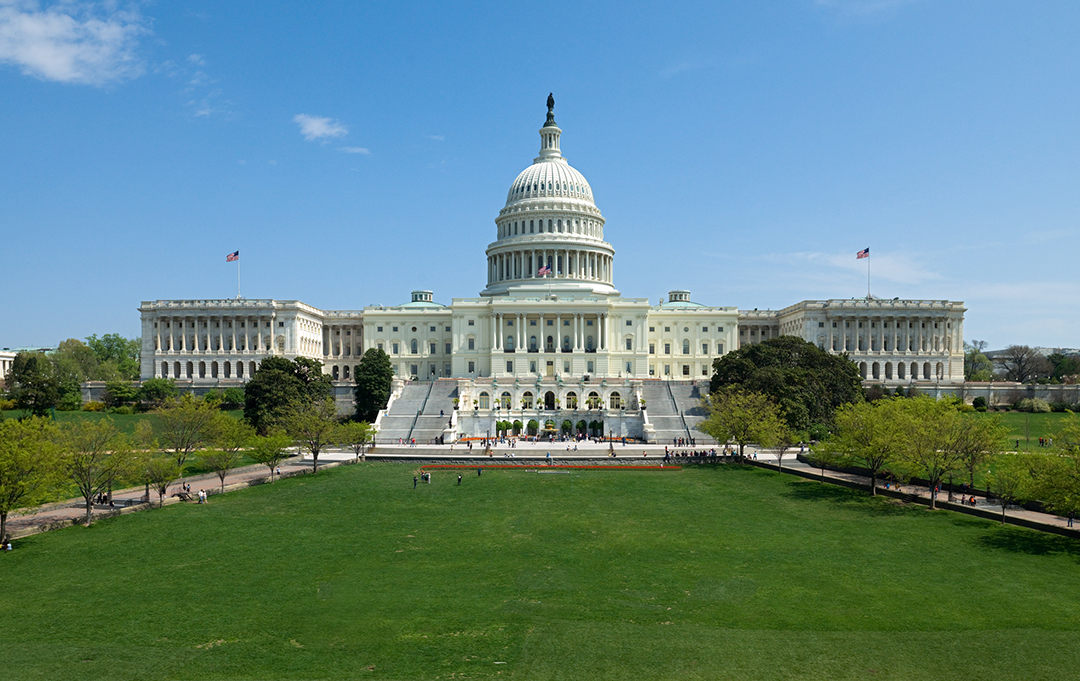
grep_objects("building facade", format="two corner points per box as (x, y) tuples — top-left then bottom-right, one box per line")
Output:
(139, 99), (965, 429)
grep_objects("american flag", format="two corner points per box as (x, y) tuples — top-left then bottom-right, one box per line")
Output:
(226, 250), (239, 262)
(538, 265), (552, 275)
(856, 248), (869, 259)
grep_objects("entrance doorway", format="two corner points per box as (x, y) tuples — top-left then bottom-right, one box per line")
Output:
(545, 360), (554, 377)
(545, 391), (556, 410)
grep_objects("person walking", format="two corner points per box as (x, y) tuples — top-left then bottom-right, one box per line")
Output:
(413, 476), (418, 489)
(457, 475), (462, 486)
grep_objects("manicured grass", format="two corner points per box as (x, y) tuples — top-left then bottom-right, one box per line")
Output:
(2, 464), (1080, 680)
(988, 411), (1070, 447)
(1, 409), (244, 436)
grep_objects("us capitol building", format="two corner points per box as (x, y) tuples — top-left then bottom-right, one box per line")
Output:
(139, 97), (965, 441)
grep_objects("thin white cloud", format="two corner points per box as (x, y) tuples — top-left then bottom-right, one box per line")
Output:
(293, 113), (348, 141)
(339, 146), (369, 154)
(426, 134), (444, 141)
(0, 0), (149, 85)
(187, 52), (204, 66)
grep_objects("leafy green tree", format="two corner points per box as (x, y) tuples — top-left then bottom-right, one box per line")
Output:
(283, 397), (339, 473)
(221, 386), (246, 410)
(895, 398), (962, 509)
(986, 455), (1033, 524)
(138, 377), (178, 409)
(953, 413), (1008, 490)
(0, 417), (62, 542)
(60, 419), (137, 525)
(244, 357), (331, 434)
(5, 352), (62, 416)
(51, 339), (97, 408)
(697, 388), (786, 460)
(831, 398), (905, 495)
(154, 394), (222, 468)
(249, 430), (292, 481)
(202, 417), (254, 492)
(998, 345), (1051, 384)
(709, 336), (863, 433)
(144, 457), (182, 507)
(964, 340), (994, 382)
(1047, 353), (1080, 383)
(337, 420), (375, 461)
(103, 380), (139, 408)
(86, 333), (141, 380)
(354, 348), (393, 422)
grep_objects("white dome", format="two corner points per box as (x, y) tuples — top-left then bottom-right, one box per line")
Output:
(504, 160), (595, 209)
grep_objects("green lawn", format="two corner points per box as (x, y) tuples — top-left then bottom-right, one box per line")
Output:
(988, 411), (1072, 447)
(1, 409), (245, 436)
(2, 464), (1079, 680)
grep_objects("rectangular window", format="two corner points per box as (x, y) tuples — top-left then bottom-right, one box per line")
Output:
(506, 361), (513, 373)
(564, 320), (570, 326)
(468, 319), (474, 326)
(664, 343), (671, 354)
(682, 365), (690, 376)
(445, 342), (451, 354)
(564, 361), (570, 373)
(530, 320), (537, 326)
(430, 326), (436, 332)
(587, 361), (594, 373)
(410, 365), (418, 376)
(468, 361), (475, 373)
(626, 361), (632, 373)
(663, 364), (670, 376)
(587, 320), (593, 326)
(649, 343), (655, 354)
(702, 343), (709, 354)
(702, 366), (709, 376)
(393, 326), (399, 332)
(392, 343), (399, 354)
(507, 320), (513, 326)
(626, 320), (632, 326)
(664, 327), (670, 332)
(278, 322), (283, 327)
(718, 326), (724, 332)
(649, 326), (655, 332)
(377, 342), (384, 351)
(429, 342), (436, 354)
(702, 326), (708, 332)
(649, 365), (655, 376)
(530, 361), (537, 372)
(717, 343), (724, 354)
(547, 320), (553, 326)
(625, 338), (632, 350)
(468, 338), (475, 350)
(818, 322), (824, 328)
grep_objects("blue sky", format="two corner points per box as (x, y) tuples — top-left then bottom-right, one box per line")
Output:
(2, 0), (1078, 351)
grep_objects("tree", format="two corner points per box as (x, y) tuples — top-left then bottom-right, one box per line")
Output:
(51, 339), (96, 408)
(5, 352), (62, 416)
(952, 413), (1008, 490)
(337, 420), (375, 461)
(996, 345), (1051, 384)
(60, 419), (137, 525)
(144, 456), (182, 507)
(249, 430), (292, 481)
(244, 357), (331, 434)
(697, 389), (786, 460)
(138, 377), (178, 409)
(964, 340), (994, 382)
(709, 336), (863, 433)
(154, 394), (221, 468)
(831, 398), (906, 495)
(895, 398), (962, 509)
(1047, 353), (1080, 383)
(0, 417), (61, 542)
(103, 380), (140, 408)
(986, 455), (1033, 524)
(283, 397), (339, 473)
(221, 386), (246, 410)
(86, 333), (141, 380)
(201, 417), (254, 492)
(354, 348), (393, 422)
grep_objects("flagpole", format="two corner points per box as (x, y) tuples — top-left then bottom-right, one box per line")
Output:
(237, 259), (241, 299)
(867, 251), (871, 299)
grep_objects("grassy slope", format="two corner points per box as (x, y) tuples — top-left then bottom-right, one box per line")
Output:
(1, 409), (245, 436)
(2, 464), (1079, 680)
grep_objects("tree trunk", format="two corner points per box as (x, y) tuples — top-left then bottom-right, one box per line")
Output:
(929, 482), (937, 510)
(312, 452), (318, 474)
(870, 471), (877, 496)
(1, 511), (7, 544)
(1001, 504), (1007, 524)
(84, 498), (93, 525)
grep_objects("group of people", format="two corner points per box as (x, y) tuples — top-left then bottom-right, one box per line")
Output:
(663, 449), (718, 461)
(672, 437), (696, 447)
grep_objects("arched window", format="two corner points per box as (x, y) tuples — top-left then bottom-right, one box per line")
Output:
(478, 392), (490, 409)
(547, 220), (553, 232)
(530, 220), (534, 233)
(332, 365), (339, 380)
(546, 336), (555, 352)
(501, 391), (512, 409)
(566, 392), (578, 409)
(683, 339), (690, 355)
(563, 335), (570, 351)
(586, 336), (594, 351)
(609, 392), (622, 409)
(224, 361), (232, 379)
(161, 361), (169, 377)
(588, 391), (601, 408)
(411, 339), (418, 355)
(505, 335), (514, 351)
(344, 365), (350, 379)
(530, 336), (537, 351)
(522, 391), (534, 409)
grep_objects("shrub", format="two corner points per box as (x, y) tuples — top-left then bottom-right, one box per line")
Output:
(1014, 398), (1051, 413)
(57, 390), (83, 411)
(82, 400), (105, 412)
(1049, 402), (1074, 413)
(972, 396), (988, 411)
(111, 405), (135, 415)
(0, 398), (16, 410)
